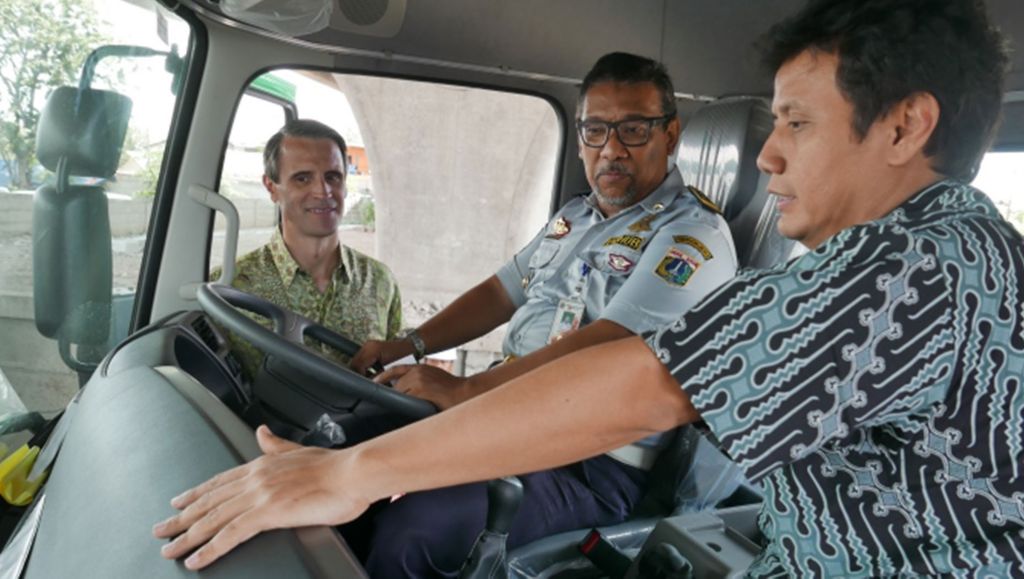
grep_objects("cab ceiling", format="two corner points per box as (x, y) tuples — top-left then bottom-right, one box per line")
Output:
(192, 0), (1021, 95)
(187, 0), (1022, 145)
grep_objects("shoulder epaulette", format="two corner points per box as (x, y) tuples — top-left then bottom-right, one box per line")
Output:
(686, 184), (722, 215)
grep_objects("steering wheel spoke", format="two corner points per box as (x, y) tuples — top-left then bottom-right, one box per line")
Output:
(197, 283), (437, 420)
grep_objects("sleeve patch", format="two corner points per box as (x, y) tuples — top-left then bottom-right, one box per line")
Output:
(655, 247), (701, 287)
(672, 235), (714, 260)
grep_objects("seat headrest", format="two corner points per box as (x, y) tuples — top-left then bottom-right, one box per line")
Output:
(676, 97), (772, 221)
(36, 86), (133, 179)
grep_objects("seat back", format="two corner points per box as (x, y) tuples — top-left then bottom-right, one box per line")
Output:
(32, 86), (132, 354)
(677, 96), (795, 269)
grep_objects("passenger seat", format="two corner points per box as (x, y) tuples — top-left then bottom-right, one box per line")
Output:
(677, 96), (796, 269)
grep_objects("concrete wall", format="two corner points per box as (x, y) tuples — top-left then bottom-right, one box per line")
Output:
(0, 292), (77, 417)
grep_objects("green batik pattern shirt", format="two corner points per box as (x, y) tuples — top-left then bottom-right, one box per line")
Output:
(214, 230), (403, 379)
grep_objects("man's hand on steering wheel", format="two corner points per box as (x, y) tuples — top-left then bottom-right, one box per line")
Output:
(350, 339), (415, 375)
(375, 365), (475, 411)
(198, 283), (436, 420)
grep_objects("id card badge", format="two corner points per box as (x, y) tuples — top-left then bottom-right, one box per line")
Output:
(548, 298), (585, 344)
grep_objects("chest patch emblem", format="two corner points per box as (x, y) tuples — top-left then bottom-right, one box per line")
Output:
(608, 253), (636, 273)
(548, 216), (571, 239)
(655, 247), (700, 287)
(603, 235), (644, 251)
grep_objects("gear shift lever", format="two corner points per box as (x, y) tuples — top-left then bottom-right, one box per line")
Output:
(458, 476), (524, 579)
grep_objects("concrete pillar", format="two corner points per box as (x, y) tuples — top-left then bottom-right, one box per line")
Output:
(334, 76), (560, 359)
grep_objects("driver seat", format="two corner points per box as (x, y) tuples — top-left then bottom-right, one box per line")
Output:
(462, 96), (790, 579)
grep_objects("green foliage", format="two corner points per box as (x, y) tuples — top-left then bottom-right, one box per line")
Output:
(0, 0), (102, 188)
(135, 147), (163, 198)
(361, 198), (376, 230)
(343, 197), (376, 231)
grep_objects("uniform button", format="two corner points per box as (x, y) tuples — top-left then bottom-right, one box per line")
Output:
(653, 202), (664, 212)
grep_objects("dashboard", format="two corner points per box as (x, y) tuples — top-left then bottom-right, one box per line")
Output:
(15, 311), (366, 578)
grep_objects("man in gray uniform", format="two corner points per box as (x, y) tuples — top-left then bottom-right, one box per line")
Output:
(344, 52), (737, 577)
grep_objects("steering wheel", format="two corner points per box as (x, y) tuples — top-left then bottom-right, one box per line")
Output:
(197, 282), (437, 420)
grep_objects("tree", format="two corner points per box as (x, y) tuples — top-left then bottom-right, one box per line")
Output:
(0, 0), (101, 189)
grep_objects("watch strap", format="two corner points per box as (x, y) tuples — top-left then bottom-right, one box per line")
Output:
(406, 329), (426, 360)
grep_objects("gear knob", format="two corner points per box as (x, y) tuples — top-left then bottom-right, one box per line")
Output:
(485, 476), (523, 534)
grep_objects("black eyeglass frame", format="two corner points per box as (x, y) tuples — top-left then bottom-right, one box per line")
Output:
(575, 113), (677, 148)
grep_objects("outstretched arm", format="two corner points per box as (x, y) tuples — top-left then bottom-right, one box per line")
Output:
(350, 275), (516, 373)
(383, 318), (633, 409)
(155, 336), (696, 570)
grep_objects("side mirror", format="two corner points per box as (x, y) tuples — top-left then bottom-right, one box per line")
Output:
(32, 86), (132, 373)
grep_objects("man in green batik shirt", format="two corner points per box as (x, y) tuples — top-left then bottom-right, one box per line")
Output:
(215, 119), (403, 379)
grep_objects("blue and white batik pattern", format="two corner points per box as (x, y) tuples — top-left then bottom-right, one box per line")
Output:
(648, 180), (1024, 577)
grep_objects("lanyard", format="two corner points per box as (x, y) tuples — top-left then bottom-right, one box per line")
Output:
(573, 262), (591, 297)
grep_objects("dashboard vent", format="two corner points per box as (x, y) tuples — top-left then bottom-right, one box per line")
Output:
(190, 316), (220, 352)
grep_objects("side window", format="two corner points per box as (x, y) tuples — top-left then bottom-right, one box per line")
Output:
(212, 70), (560, 374)
(0, 1), (192, 418)
(210, 86), (292, 266)
(973, 151), (1024, 233)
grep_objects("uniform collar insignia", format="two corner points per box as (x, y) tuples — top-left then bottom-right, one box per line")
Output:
(628, 214), (656, 233)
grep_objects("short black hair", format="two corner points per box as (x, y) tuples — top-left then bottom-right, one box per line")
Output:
(263, 118), (348, 182)
(577, 52), (677, 119)
(761, 0), (1009, 181)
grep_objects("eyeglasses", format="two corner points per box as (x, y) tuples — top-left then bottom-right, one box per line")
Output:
(575, 114), (675, 148)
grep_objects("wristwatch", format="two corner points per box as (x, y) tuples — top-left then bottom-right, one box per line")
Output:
(405, 329), (426, 361)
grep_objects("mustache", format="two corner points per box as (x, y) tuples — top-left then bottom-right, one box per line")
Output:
(596, 162), (632, 178)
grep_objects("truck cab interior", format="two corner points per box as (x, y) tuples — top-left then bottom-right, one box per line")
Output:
(0, 0), (1020, 577)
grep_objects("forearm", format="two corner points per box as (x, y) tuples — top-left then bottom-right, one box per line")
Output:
(154, 336), (698, 571)
(344, 336), (697, 502)
(415, 275), (516, 355)
(466, 318), (633, 394)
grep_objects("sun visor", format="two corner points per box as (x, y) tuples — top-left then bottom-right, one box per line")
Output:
(220, 0), (333, 36)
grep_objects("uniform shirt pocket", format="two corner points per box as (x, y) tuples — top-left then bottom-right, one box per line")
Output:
(528, 238), (562, 270)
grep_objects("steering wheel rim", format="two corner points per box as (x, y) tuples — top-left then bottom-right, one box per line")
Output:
(197, 282), (437, 420)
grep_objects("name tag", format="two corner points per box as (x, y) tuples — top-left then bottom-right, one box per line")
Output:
(548, 298), (585, 344)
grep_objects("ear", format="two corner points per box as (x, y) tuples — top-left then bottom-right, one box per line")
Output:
(263, 174), (278, 203)
(886, 92), (940, 166)
(664, 115), (682, 156)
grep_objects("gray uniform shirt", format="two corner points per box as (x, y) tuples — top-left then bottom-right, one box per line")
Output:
(496, 167), (737, 357)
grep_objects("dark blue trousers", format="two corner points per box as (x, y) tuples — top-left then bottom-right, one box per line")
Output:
(347, 455), (648, 578)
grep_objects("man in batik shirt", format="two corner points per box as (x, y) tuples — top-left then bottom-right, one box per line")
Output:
(157, 0), (1022, 576)
(215, 119), (402, 379)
